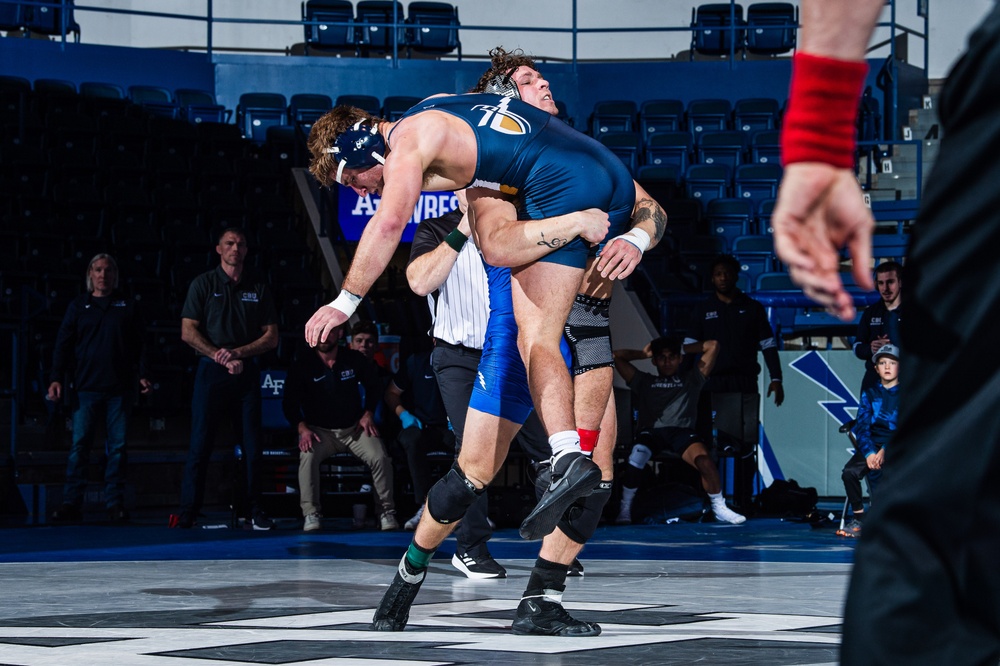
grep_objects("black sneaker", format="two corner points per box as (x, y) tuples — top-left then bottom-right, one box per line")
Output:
(567, 558), (584, 577)
(371, 556), (425, 631)
(519, 452), (601, 541)
(251, 510), (273, 531)
(51, 503), (82, 522)
(452, 551), (507, 579)
(511, 598), (601, 636)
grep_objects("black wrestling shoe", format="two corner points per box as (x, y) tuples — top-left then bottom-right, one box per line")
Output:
(519, 452), (601, 541)
(511, 598), (601, 637)
(370, 557), (425, 631)
(567, 558), (584, 577)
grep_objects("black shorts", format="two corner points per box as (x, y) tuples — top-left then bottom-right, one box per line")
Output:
(637, 427), (702, 457)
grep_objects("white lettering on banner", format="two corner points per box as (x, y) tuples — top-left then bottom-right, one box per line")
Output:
(261, 373), (285, 396)
(349, 193), (458, 225)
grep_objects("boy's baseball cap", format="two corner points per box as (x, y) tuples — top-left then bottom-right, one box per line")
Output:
(873, 343), (900, 363)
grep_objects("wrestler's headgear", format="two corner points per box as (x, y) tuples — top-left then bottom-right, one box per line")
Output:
(482, 70), (521, 100)
(325, 121), (387, 185)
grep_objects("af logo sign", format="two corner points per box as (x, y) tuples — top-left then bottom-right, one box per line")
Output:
(472, 96), (532, 135)
(261, 370), (286, 397)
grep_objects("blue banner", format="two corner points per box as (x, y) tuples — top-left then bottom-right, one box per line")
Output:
(337, 188), (460, 242)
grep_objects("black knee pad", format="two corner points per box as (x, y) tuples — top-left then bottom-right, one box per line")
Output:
(426, 463), (483, 524)
(564, 294), (612, 376)
(558, 481), (612, 544)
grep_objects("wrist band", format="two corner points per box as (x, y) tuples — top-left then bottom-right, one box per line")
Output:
(326, 289), (362, 317)
(781, 52), (869, 169)
(444, 228), (468, 252)
(612, 228), (650, 253)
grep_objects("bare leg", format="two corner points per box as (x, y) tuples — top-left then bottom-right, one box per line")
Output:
(682, 441), (722, 494)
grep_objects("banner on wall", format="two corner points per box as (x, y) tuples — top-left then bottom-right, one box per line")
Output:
(337, 189), (460, 242)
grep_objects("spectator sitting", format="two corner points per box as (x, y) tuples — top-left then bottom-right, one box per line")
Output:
(613, 336), (746, 525)
(282, 322), (397, 532)
(838, 343), (901, 538)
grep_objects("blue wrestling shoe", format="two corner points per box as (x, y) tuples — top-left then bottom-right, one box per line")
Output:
(519, 451), (601, 541)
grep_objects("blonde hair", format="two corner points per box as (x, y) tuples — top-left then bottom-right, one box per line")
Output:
(85, 253), (119, 292)
(307, 106), (386, 187)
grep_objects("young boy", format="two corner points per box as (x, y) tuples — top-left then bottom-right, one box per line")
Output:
(613, 336), (746, 525)
(837, 343), (901, 537)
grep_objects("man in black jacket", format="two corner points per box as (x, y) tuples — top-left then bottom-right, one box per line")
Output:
(283, 322), (397, 532)
(853, 261), (902, 393)
(47, 254), (150, 522)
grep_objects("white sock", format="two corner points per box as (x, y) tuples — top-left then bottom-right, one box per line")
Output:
(709, 491), (726, 505)
(549, 431), (581, 460)
(620, 486), (637, 509)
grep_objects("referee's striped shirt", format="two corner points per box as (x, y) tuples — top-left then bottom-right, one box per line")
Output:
(408, 210), (490, 349)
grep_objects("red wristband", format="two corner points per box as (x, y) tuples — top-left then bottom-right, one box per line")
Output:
(781, 52), (869, 169)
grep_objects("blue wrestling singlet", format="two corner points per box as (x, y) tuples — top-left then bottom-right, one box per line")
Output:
(393, 94), (637, 268)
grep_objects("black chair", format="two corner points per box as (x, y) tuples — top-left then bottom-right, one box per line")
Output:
(405, 1), (461, 59)
(128, 85), (179, 119)
(644, 131), (693, 171)
(733, 97), (781, 132)
(598, 131), (640, 175)
(696, 130), (747, 168)
(686, 98), (732, 136)
(22, 0), (81, 41)
(690, 3), (745, 59)
(236, 92), (289, 144)
(382, 95), (420, 121)
(705, 198), (754, 252)
(746, 2), (797, 56)
(336, 93), (381, 116)
(289, 93), (332, 131)
(590, 100), (637, 137)
(302, 0), (357, 55)
(175, 89), (230, 125)
(640, 99), (685, 137)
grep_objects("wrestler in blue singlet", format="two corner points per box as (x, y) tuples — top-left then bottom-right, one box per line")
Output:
(393, 93), (636, 268)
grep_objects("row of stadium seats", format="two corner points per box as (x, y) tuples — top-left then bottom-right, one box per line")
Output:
(302, 0), (460, 58)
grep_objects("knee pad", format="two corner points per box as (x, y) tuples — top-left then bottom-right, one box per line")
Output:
(628, 443), (653, 469)
(426, 463), (483, 524)
(563, 294), (613, 375)
(558, 481), (612, 544)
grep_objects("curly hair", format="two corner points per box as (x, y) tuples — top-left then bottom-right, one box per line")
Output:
(471, 46), (539, 94)
(307, 105), (386, 187)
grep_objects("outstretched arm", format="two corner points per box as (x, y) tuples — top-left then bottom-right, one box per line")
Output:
(772, 0), (884, 321)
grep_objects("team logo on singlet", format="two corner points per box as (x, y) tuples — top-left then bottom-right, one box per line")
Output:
(471, 97), (531, 136)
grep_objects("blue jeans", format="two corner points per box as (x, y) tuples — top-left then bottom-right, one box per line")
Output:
(63, 391), (130, 508)
(179, 358), (262, 517)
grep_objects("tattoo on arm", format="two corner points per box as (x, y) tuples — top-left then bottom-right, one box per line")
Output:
(537, 232), (569, 249)
(633, 198), (668, 241)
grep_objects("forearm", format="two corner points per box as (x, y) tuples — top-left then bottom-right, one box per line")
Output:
(613, 348), (649, 362)
(181, 320), (219, 358)
(630, 189), (667, 251)
(342, 213), (409, 297)
(799, 0), (883, 60)
(478, 211), (584, 267)
(233, 325), (279, 359)
(406, 242), (462, 296)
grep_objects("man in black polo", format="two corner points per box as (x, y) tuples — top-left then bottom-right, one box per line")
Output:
(688, 254), (783, 514)
(175, 227), (279, 529)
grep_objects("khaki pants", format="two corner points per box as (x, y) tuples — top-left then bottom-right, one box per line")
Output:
(298, 424), (394, 517)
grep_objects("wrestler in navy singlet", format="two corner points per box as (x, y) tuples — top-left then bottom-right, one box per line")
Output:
(392, 93), (636, 268)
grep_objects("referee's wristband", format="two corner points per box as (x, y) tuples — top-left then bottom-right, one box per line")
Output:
(781, 52), (869, 169)
(326, 289), (362, 318)
(444, 228), (468, 253)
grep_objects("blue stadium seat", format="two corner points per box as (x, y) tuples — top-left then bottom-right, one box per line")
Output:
(175, 89), (230, 124)
(871, 233), (910, 263)
(705, 198), (754, 251)
(406, 2), (461, 58)
(731, 234), (777, 287)
(690, 3), (745, 59)
(734, 163), (782, 208)
(696, 130), (746, 168)
(22, 0), (80, 41)
(686, 98), (731, 136)
(746, 2), (797, 56)
(237, 92), (289, 143)
(590, 100), (637, 136)
(637, 165), (682, 203)
(644, 131), (692, 170)
(382, 95), (420, 120)
(34, 78), (76, 95)
(678, 234), (726, 282)
(599, 132), (640, 175)
(336, 94), (381, 115)
(685, 163), (731, 204)
(356, 1), (407, 57)
(733, 97), (780, 132)
(554, 99), (574, 127)
(128, 85), (179, 119)
(756, 198), (775, 235)
(750, 129), (781, 164)
(289, 93), (332, 131)
(0, 3), (25, 32)
(639, 99), (685, 136)
(303, 0), (357, 54)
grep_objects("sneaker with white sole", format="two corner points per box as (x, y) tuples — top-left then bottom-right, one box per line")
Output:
(381, 511), (400, 531)
(451, 551), (507, 579)
(711, 501), (746, 524)
(836, 518), (863, 538)
(303, 513), (322, 532)
(404, 506), (423, 531)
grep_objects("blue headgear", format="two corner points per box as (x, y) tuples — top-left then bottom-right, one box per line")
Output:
(482, 70), (521, 100)
(326, 121), (387, 185)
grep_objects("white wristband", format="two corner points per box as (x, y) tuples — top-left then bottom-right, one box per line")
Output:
(326, 290), (362, 318)
(613, 228), (650, 253)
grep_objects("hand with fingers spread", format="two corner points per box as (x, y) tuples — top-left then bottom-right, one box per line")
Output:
(596, 235), (643, 281)
(305, 305), (350, 348)
(772, 163), (875, 321)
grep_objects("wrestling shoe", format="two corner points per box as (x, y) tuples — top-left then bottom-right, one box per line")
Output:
(452, 551), (507, 579)
(371, 556), (425, 631)
(567, 558), (584, 577)
(519, 452), (601, 541)
(836, 519), (863, 538)
(711, 501), (746, 525)
(511, 598), (601, 637)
